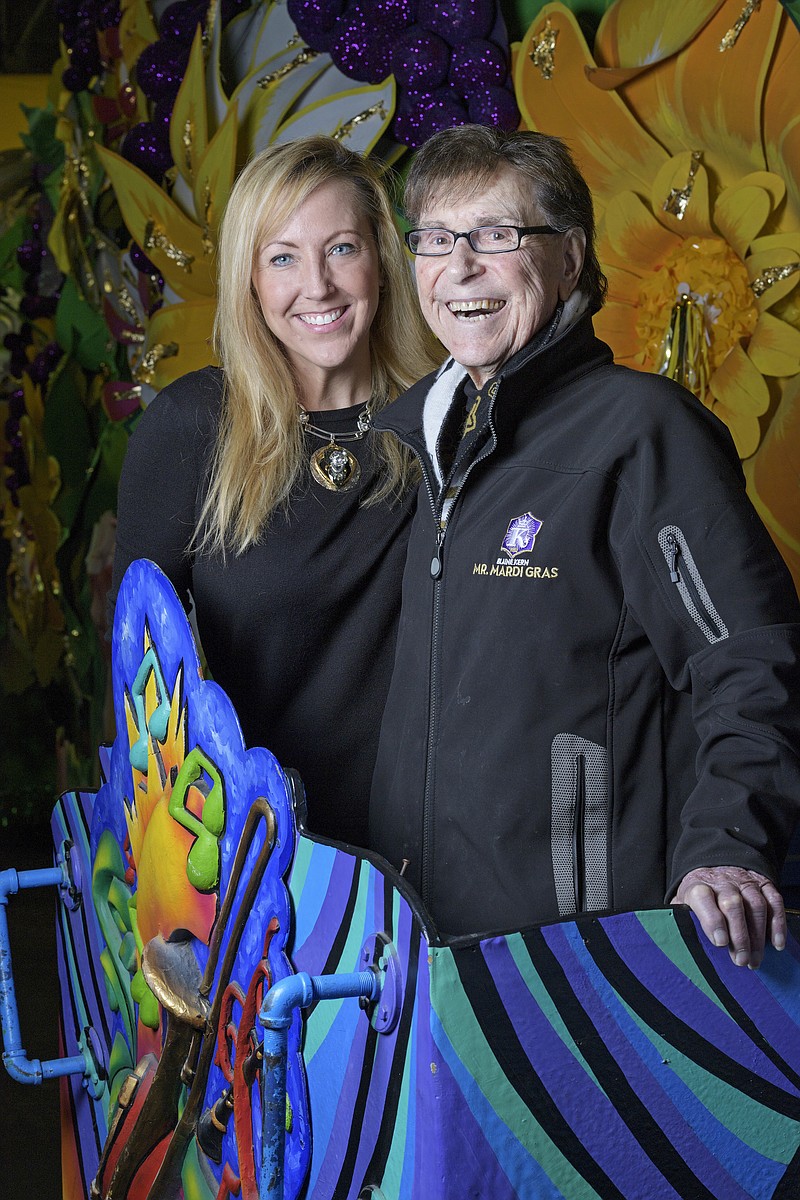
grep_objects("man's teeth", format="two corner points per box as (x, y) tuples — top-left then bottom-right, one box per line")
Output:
(299, 308), (344, 326)
(447, 299), (504, 317)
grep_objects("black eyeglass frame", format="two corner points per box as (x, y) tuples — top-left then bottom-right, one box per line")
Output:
(404, 224), (562, 256)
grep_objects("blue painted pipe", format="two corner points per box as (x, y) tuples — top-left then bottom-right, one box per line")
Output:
(259, 969), (382, 1199)
(0, 863), (90, 1086)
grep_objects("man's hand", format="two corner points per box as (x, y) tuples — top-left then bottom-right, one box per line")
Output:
(672, 865), (786, 969)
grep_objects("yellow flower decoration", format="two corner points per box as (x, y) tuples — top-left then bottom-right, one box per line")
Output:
(515, 0), (800, 587)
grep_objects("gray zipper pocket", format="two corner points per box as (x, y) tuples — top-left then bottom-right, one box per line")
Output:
(658, 525), (728, 643)
(551, 734), (609, 916)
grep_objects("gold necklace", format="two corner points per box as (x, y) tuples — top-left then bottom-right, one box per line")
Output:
(298, 402), (372, 492)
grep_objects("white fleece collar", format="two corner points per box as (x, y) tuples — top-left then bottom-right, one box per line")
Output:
(421, 290), (590, 486)
(422, 359), (469, 487)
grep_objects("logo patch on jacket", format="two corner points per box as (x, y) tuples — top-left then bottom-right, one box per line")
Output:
(501, 512), (543, 558)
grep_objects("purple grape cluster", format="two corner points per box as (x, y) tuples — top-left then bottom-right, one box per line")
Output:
(16, 209), (61, 323)
(129, 242), (164, 304)
(2, 380), (30, 504)
(2, 208), (64, 505)
(287, 0), (518, 147)
(121, 0), (250, 181)
(57, 0), (121, 92)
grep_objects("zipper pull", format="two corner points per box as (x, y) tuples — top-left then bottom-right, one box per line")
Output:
(430, 527), (445, 579)
(665, 533), (681, 583)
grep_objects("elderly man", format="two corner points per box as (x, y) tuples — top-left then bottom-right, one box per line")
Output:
(371, 125), (800, 966)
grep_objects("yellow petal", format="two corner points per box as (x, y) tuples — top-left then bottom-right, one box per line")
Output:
(514, 4), (668, 211)
(593, 301), (643, 361)
(594, 0), (724, 71)
(748, 312), (800, 377)
(604, 191), (682, 267)
(194, 100), (239, 243)
(119, 0), (158, 73)
(709, 343), (769, 415)
(762, 14), (800, 235)
(714, 181), (776, 258)
(710, 401), (760, 459)
(650, 153), (711, 238)
(614, 0), (782, 193)
(169, 27), (208, 188)
(604, 262), (643, 306)
(746, 245), (800, 312)
(95, 145), (214, 300)
(136, 299), (217, 392)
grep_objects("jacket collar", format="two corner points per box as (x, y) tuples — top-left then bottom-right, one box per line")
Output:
(376, 301), (609, 461)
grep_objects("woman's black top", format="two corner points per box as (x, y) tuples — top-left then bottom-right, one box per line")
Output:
(111, 366), (415, 847)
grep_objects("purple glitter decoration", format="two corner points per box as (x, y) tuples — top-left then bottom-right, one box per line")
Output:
(159, 0), (207, 44)
(3, 334), (28, 357)
(152, 98), (174, 133)
(449, 37), (506, 90)
(395, 85), (467, 147)
(20, 294), (59, 319)
(417, 0), (493, 45)
(288, 0), (346, 51)
(372, 0), (415, 25)
(27, 351), (56, 387)
(16, 240), (44, 272)
(330, 7), (397, 84)
(8, 389), (26, 420)
(61, 16), (97, 49)
(97, 0), (121, 30)
(391, 26), (449, 89)
(284, 0), (520, 147)
(135, 40), (191, 101)
(467, 83), (518, 130)
(121, 122), (175, 179)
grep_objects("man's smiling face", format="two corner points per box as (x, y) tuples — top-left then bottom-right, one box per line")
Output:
(413, 165), (585, 388)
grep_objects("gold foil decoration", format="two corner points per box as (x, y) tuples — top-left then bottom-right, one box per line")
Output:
(663, 151), (702, 220)
(257, 48), (319, 89)
(332, 103), (389, 141)
(110, 274), (141, 326)
(201, 183), (214, 257)
(182, 116), (194, 177)
(134, 342), (179, 385)
(528, 19), (558, 80)
(750, 262), (800, 298)
(719, 0), (761, 52)
(143, 221), (195, 270)
(657, 289), (710, 401)
(203, 0), (217, 47)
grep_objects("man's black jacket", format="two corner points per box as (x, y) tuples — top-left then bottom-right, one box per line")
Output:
(371, 314), (800, 939)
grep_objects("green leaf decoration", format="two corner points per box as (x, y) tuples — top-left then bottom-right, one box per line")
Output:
(55, 276), (117, 372)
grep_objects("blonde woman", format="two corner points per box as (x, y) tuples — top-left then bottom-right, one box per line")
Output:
(112, 136), (440, 845)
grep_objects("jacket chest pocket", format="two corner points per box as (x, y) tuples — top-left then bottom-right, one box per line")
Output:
(550, 733), (610, 916)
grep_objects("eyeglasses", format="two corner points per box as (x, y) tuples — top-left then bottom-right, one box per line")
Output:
(404, 224), (561, 256)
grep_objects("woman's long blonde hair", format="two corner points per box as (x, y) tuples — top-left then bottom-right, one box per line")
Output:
(197, 136), (440, 556)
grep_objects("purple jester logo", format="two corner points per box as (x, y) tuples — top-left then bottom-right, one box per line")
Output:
(501, 512), (543, 557)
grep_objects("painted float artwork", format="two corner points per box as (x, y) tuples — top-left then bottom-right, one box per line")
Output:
(3, 558), (800, 1199)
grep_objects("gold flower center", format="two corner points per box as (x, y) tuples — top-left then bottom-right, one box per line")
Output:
(636, 236), (758, 395)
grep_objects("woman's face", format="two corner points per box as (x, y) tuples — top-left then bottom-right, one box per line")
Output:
(252, 179), (381, 400)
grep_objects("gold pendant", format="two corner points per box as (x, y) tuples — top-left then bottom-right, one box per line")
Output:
(309, 441), (361, 491)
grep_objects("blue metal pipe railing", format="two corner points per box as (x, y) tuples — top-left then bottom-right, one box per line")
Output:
(0, 849), (102, 1091)
(259, 968), (382, 1199)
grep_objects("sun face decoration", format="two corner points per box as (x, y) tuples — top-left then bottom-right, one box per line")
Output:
(119, 626), (220, 1044)
(515, 0), (800, 586)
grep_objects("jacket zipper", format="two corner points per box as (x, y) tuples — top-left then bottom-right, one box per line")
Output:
(419, 383), (500, 905)
(660, 527), (727, 643)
